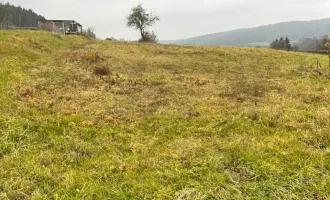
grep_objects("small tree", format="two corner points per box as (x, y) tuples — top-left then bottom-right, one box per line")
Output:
(126, 3), (160, 43)
(270, 39), (279, 49)
(279, 37), (286, 49)
(83, 27), (96, 38)
(285, 36), (292, 50)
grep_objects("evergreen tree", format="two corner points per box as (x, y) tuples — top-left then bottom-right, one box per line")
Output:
(279, 37), (286, 49)
(270, 37), (292, 50)
(0, 3), (45, 27)
(285, 36), (292, 50)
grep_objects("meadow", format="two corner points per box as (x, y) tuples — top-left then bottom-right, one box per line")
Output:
(1, 30), (330, 199)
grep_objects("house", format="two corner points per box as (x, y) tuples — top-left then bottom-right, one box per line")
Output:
(37, 20), (83, 34)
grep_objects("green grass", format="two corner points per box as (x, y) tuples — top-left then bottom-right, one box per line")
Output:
(1, 30), (330, 199)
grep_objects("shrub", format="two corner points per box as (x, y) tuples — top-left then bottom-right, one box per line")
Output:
(139, 31), (158, 43)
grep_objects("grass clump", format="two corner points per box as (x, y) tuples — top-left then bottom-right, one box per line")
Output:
(83, 51), (104, 64)
(93, 65), (111, 76)
(1, 30), (330, 199)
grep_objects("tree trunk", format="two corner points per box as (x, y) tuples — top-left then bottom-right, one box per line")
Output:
(140, 28), (145, 40)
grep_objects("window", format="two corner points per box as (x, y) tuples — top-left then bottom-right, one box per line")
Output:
(69, 23), (78, 32)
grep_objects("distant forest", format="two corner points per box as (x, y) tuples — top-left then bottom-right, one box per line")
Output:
(0, 2), (45, 27)
(163, 18), (330, 47)
(269, 35), (330, 52)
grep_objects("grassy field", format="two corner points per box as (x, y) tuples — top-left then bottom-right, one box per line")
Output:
(1, 30), (330, 199)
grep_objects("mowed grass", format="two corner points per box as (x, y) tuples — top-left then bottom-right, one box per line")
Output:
(1, 30), (330, 199)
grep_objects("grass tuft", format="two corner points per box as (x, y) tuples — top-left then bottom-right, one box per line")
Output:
(93, 65), (111, 76)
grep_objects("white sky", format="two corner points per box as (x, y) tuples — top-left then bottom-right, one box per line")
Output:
(6, 0), (330, 40)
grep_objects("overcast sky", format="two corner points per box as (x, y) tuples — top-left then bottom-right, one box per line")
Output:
(6, 0), (330, 40)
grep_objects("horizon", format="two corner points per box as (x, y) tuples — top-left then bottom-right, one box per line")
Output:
(5, 0), (330, 40)
(162, 17), (330, 42)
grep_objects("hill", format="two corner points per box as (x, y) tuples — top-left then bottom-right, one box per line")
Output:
(1, 30), (330, 199)
(0, 3), (45, 27)
(162, 18), (330, 47)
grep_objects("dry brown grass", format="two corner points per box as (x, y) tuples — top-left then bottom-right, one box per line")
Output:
(1, 31), (330, 199)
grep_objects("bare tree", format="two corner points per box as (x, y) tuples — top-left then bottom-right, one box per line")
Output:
(87, 27), (96, 38)
(126, 3), (160, 43)
(82, 27), (96, 38)
(297, 36), (330, 51)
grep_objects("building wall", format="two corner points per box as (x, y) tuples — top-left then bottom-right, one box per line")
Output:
(38, 21), (55, 32)
(54, 22), (64, 33)
(63, 21), (73, 33)
(63, 21), (72, 28)
(38, 20), (81, 34)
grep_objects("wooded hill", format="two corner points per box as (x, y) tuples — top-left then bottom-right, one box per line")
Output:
(161, 18), (330, 47)
(0, 2), (45, 27)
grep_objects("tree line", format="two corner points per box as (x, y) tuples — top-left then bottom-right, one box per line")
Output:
(296, 35), (330, 51)
(269, 37), (292, 50)
(0, 2), (45, 28)
(269, 35), (330, 52)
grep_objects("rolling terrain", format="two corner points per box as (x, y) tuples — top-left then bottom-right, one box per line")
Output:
(1, 31), (330, 199)
(162, 18), (330, 47)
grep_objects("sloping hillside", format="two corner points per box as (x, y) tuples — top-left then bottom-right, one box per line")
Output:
(162, 18), (330, 46)
(1, 31), (330, 199)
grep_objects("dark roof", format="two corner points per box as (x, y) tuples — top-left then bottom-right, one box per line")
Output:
(37, 19), (82, 26)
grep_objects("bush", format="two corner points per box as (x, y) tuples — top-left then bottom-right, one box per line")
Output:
(139, 31), (158, 43)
